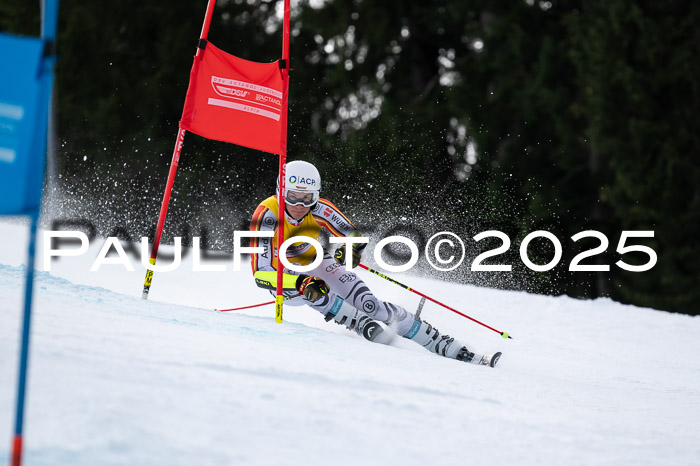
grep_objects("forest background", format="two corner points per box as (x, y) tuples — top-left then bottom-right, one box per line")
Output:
(2, 0), (698, 315)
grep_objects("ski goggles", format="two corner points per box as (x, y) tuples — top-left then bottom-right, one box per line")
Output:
(285, 189), (318, 207)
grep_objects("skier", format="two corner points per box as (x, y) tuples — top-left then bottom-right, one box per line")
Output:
(249, 160), (501, 367)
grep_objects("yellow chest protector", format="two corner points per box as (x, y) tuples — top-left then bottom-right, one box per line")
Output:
(260, 195), (323, 267)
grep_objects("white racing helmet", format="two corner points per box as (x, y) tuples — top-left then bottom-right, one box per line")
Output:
(278, 160), (322, 207)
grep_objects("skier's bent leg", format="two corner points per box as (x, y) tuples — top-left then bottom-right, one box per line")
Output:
(302, 291), (394, 345)
(342, 281), (416, 333)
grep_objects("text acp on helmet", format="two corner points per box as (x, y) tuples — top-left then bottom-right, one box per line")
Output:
(288, 175), (316, 187)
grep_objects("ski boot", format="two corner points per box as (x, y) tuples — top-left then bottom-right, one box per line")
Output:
(324, 297), (394, 345)
(456, 348), (502, 368)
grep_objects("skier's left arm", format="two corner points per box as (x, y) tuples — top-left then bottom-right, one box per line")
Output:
(311, 199), (367, 267)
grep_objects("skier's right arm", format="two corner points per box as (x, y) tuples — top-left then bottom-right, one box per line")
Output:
(253, 271), (329, 302)
(249, 205), (277, 273)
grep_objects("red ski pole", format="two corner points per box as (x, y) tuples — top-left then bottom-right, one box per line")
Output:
(216, 294), (295, 312)
(216, 301), (274, 312)
(358, 263), (512, 339)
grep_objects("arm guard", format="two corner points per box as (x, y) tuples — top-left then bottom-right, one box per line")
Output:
(254, 270), (301, 291)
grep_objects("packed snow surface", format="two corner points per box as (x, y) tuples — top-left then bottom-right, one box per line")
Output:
(1, 219), (699, 465)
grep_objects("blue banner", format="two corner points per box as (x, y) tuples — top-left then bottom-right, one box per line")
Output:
(0, 32), (52, 215)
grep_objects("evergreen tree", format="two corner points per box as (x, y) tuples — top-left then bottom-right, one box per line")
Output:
(2, 0), (698, 313)
(568, 0), (700, 312)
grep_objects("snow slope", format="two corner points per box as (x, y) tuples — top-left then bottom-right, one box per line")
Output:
(1, 219), (699, 465)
